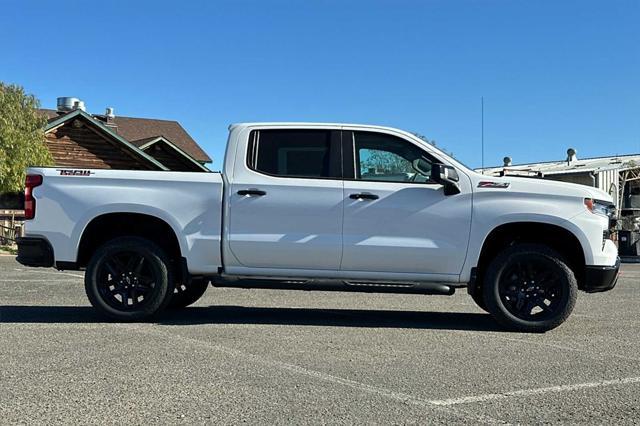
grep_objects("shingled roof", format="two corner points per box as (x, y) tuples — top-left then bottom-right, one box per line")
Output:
(40, 109), (211, 164)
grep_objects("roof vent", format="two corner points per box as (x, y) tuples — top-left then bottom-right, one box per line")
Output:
(56, 97), (81, 113)
(566, 148), (578, 164)
(105, 107), (115, 119)
(503, 156), (512, 167)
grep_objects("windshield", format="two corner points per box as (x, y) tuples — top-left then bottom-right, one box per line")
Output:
(411, 132), (474, 171)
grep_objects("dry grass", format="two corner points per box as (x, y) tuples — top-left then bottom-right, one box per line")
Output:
(0, 245), (17, 255)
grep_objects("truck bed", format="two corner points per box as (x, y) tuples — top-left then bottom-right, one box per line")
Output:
(24, 168), (224, 274)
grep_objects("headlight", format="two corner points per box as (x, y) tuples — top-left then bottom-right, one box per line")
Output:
(584, 198), (614, 217)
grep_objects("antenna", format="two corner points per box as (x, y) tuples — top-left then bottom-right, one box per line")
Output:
(481, 96), (484, 174)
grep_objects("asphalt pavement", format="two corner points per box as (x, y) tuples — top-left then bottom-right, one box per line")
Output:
(1, 255), (639, 424)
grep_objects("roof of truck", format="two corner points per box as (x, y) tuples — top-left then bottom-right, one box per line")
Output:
(229, 122), (410, 132)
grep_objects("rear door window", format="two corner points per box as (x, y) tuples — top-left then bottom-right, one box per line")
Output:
(247, 130), (340, 179)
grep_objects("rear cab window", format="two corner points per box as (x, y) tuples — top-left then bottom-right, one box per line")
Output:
(247, 129), (341, 179)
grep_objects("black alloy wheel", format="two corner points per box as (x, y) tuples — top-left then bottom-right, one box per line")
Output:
(483, 244), (577, 332)
(85, 237), (173, 320)
(498, 257), (565, 320)
(96, 250), (157, 311)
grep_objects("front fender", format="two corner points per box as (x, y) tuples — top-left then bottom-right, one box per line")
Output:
(461, 213), (589, 283)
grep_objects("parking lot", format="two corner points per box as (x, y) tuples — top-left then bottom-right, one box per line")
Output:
(0, 255), (639, 424)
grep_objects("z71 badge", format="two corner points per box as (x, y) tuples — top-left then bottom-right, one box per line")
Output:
(57, 169), (95, 176)
(478, 181), (510, 189)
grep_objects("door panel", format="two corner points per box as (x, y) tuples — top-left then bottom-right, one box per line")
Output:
(228, 180), (343, 269)
(226, 129), (344, 270)
(342, 181), (472, 274)
(341, 131), (472, 275)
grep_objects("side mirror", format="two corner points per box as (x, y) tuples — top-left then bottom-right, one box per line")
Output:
(411, 158), (432, 177)
(431, 163), (461, 195)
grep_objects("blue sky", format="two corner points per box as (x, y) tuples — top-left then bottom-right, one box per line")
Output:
(2, 0), (639, 170)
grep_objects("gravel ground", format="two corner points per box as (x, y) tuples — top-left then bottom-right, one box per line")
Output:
(1, 255), (639, 424)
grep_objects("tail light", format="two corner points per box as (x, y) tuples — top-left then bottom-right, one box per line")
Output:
(24, 174), (43, 220)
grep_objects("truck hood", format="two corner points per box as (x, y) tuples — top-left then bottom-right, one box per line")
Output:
(472, 174), (614, 203)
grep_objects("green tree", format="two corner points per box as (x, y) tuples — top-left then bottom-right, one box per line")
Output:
(0, 83), (53, 194)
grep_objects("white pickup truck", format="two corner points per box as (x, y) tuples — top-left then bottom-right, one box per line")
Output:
(17, 123), (619, 332)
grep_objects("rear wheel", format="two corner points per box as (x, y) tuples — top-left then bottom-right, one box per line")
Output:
(84, 237), (174, 321)
(483, 244), (577, 333)
(169, 277), (210, 309)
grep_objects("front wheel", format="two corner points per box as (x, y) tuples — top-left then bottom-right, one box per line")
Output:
(483, 244), (578, 333)
(84, 237), (174, 321)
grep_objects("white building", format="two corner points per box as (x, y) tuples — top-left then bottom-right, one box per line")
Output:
(477, 149), (640, 213)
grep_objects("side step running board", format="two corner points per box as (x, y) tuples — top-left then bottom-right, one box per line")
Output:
(212, 276), (456, 296)
(344, 281), (414, 288)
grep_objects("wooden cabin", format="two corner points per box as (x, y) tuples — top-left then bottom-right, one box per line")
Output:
(41, 104), (211, 172)
(136, 136), (211, 172)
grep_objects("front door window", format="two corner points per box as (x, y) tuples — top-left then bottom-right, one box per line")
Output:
(354, 131), (435, 184)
